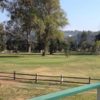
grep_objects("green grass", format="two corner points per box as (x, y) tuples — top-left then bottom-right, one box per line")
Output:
(0, 54), (100, 78)
(0, 54), (100, 100)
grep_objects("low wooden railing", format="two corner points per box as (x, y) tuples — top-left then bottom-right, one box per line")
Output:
(0, 71), (100, 85)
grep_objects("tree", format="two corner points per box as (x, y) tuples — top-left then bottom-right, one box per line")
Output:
(49, 39), (58, 55)
(32, 0), (68, 56)
(95, 41), (100, 54)
(0, 0), (68, 55)
(0, 0), (36, 53)
(95, 33), (100, 41)
(0, 23), (5, 51)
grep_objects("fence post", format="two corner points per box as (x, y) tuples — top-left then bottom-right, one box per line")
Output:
(89, 77), (91, 84)
(60, 75), (63, 84)
(13, 71), (16, 80)
(35, 74), (38, 83)
(97, 88), (100, 100)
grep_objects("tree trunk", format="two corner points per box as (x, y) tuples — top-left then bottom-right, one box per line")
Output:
(27, 30), (32, 53)
(49, 49), (53, 55)
(4, 43), (7, 51)
(28, 44), (32, 53)
(42, 44), (46, 56)
(42, 40), (48, 56)
(41, 27), (49, 56)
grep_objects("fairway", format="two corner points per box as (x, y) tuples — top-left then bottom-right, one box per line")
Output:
(0, 54), (100, 78)
(0, 54), (100, 100)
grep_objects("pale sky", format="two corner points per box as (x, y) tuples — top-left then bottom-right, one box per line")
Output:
(60, 0), (100, 31)
(0, 0), (100, 31)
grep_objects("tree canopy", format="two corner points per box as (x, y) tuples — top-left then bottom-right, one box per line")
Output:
(0, 0), (68, 55)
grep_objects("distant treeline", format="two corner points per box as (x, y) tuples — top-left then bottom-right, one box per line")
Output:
(63, 31), (100, 55)
(0, 0), (100, 55)
(0, 29), (100, 55)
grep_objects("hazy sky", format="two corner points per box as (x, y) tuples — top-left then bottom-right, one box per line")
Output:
(0, 0), (100, 31)
(60, 0), (100, 31)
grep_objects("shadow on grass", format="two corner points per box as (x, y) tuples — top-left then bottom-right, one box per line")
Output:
(0, 56), (21, 58)
(0, 78), (78, 87)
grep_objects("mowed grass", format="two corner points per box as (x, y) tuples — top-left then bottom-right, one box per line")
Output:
(0, 54), (100, 100)
(0, 54), (100, 78)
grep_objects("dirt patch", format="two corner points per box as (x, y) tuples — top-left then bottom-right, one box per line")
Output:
(22, 67), (53, 75)
(0, 80), (23, 87)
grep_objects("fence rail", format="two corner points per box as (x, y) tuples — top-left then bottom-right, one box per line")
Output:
(0, 71), (99, 85)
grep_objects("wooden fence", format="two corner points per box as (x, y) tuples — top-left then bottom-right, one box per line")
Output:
(0, 71), (100, 85)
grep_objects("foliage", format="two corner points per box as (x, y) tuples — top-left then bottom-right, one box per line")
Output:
(32, 0), (68, 56)
(0, 0), (68, 55)
(0, 1), (100, 55)
(95, 41), (100, 54)
(0, 23), (5, 51)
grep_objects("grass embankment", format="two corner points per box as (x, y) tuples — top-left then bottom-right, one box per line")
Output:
(0, 54), (99, 100)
